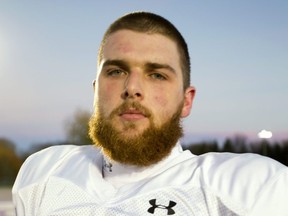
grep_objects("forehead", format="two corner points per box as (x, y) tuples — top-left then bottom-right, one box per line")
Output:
(101, 30), (181, 72)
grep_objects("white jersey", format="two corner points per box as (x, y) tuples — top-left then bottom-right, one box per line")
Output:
(12, 143), (288, 216)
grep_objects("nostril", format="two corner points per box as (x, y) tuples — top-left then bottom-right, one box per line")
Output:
(135, 92), (141, 97)
(122, 91), (142, 99)
(121, 90), (129, 99)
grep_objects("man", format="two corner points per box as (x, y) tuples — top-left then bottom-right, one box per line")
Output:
(13, 12), (288, 215)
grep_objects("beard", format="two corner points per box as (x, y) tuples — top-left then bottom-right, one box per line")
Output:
(89, 101), (183, 167)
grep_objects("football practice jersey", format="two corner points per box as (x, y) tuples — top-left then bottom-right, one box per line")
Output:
(13, 143), (288, 215)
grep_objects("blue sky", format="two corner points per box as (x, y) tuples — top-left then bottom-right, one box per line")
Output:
(0, 1), (287, 151)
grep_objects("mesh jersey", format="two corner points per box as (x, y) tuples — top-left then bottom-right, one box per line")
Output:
(12, 144), (288, 216)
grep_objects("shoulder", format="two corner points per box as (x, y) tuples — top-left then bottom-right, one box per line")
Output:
(194, 152), (288, 212)
(25, 145), (86, 162)
(13, 145), (100, 190)
(195, 152), (286, 188)
(23, 144), (97, 167)
(197, 151), (285, 173)
(199, 152), (285, 177)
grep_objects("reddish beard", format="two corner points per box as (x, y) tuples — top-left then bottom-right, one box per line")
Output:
(89, 101), (183, 167)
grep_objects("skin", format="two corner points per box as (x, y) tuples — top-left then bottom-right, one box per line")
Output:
(93, 30), (195, 138)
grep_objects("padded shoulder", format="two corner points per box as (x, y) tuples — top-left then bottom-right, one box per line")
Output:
(13, 145), (97, 189)
(197, 152), (287, 210)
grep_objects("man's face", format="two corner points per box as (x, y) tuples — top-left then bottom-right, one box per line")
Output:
(90, 30), (195, 166)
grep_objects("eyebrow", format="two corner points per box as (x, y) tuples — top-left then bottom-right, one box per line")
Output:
(145, 62), (176, 74)
(101, 59), (176, 74)
(102, 59), (129, 71)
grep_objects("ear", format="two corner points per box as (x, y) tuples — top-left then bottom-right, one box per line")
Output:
(181, 86), (196, 118)
(92, 79), (96, 91)
(92, 79), (97, 107)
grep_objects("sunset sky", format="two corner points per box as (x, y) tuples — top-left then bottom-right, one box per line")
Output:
(0, 1), (287, 151)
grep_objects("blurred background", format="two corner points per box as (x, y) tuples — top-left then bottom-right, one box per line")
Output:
(0, 1), (287, 214)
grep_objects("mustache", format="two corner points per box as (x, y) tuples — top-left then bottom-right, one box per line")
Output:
(109, 101), (152, 119)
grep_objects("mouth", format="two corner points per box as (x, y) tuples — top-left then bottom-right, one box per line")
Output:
(119, 109), (147, 120)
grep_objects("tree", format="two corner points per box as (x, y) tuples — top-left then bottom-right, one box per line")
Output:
(222, 135), (248, 153)
(64, 109), (93, 145)
(184, 140), (219, 155)
(0, 138), (22, 185)
(222, 139), (234, 152)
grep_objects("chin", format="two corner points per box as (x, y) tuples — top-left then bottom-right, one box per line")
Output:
(119, 127), (147, 137)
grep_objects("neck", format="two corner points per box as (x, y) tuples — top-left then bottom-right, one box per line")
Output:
(101, 142), (183, 188)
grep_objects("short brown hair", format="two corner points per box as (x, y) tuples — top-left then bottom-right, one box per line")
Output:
(98, 11), (191, 90)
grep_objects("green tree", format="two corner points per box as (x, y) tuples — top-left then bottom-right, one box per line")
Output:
(64, 109), (93, 145)
(184, 141), (219, 155)
(222, 135), (248, 153)
(0, 138), (22, 185)
(222, 139), (234, 152)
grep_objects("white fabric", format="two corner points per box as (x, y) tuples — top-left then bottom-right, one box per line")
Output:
(102, 143), (184, 188)
(12, 143), (288, 215)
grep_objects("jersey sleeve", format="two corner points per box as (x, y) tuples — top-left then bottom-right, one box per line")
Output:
(12, 145), (79, 215)
(249, 167), (288, 215)
(199, 152), (288, 215)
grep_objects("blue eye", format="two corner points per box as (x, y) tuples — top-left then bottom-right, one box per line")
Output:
(150, 73), (166, 80)
(107, 69), (126, 77)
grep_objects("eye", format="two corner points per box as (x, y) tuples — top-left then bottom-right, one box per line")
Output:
(106, 69), (126, 77)
(150, 73), (167, 80)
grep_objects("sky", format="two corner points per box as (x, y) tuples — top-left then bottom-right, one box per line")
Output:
(0, 0), (287, 151)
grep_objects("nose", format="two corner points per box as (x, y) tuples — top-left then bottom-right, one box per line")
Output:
(121, 72), (143, 100)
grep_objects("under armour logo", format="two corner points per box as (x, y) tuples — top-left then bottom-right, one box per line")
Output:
(103, 159), (113, 172)
(147, 199), (177, 215)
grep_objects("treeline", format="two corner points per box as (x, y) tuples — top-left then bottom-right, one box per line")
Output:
(0, 138), (23, 186)
(183, 136), (288, 166)
(0, 138), (69, 186)
(0, 109), (93, 186)
(1, 136), (288, 186)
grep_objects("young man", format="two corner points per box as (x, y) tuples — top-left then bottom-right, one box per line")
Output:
(13, 12), (288, 215)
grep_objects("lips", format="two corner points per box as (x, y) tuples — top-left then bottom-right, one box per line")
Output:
(111, 101), (152, 121)
(121, 109), (145, 115)
(120, 109), (147, 120)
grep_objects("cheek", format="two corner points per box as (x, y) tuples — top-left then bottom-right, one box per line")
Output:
(96, 83), (118, 113)
(151, 85), (170, 106)
(152, 93), (175, 117)
(152, 90), (184, 115)
(98, 81), (117, 101)
(101, 80), (113, 92)
(154, 95), (168, 107)
(153, 87), (182, 106)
